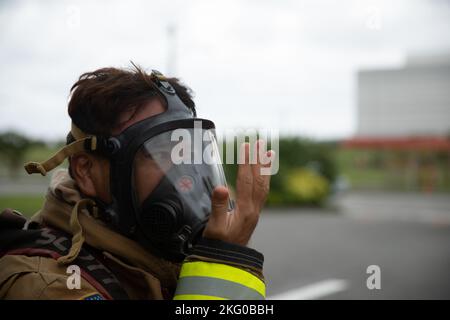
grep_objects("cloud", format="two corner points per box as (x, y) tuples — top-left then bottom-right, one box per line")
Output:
(0, 0), (449, 140)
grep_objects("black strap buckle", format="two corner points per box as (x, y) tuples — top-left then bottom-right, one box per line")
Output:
(92, 136), (121, 156)
(151, 69), (176, 95)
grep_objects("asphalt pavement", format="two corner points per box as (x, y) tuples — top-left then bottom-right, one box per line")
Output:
(253, 191), (450, 300)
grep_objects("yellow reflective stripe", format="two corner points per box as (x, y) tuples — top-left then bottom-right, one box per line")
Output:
(174, 294), (228, 300)
(175, 276), (264, 300)
(179, 261), (265, 298)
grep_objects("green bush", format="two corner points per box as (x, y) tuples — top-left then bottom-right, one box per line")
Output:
(222, 137), (337, 206)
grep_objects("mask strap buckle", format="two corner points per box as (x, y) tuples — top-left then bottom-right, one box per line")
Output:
(151, 70), (176, 95)
(24, 125), (98, 176)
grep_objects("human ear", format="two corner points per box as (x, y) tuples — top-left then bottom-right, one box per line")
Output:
(70, 152), (97, 197)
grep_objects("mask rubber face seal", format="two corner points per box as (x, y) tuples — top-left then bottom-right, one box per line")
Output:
(131, 125), (230, 261)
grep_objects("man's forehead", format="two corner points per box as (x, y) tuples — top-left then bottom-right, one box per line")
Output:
(112, 98), (166, 135)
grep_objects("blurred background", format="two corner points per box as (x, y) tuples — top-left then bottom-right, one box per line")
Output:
(0, 0), (449, 299)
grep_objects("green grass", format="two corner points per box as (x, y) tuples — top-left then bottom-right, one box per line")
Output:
(0, 195), (45, 218)
(335, 149), (387, 189)
(334, 148), (450, 192)
(341, 168), (390, 189)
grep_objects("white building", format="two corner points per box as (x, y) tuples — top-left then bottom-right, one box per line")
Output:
(357, 54), (450, 138)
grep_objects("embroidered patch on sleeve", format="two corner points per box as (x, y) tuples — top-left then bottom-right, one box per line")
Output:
(80, 293), (104, 300)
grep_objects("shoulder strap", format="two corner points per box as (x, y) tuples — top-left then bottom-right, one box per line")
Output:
(0, 209), (129, 300)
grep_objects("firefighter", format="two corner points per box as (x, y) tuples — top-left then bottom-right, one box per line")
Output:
(0, 66), (273, 300)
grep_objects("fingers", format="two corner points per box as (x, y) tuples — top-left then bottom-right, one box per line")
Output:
(236, 143), (253, 211)
(251, 139), (264, 178)
(203, 186), (230, 239)
(259, 150), (274, 201)
(252, 141), (273, 207)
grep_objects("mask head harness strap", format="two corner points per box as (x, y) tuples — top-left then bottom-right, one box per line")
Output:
(24, 123), (98, 176)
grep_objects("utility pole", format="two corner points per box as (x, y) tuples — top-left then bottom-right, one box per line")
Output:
(166, 23), (177, 76)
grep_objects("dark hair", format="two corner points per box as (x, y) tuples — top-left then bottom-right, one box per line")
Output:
(67, 63), (196, 142)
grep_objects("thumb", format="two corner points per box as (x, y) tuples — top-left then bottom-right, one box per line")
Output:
(204, 186), (229, 237)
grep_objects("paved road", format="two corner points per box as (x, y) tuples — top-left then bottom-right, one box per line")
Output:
(252, 192), (450, 300)
(0, 176), (50, 195)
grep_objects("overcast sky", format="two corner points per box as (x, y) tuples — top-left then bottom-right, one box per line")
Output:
(1, 0), (449, 141)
